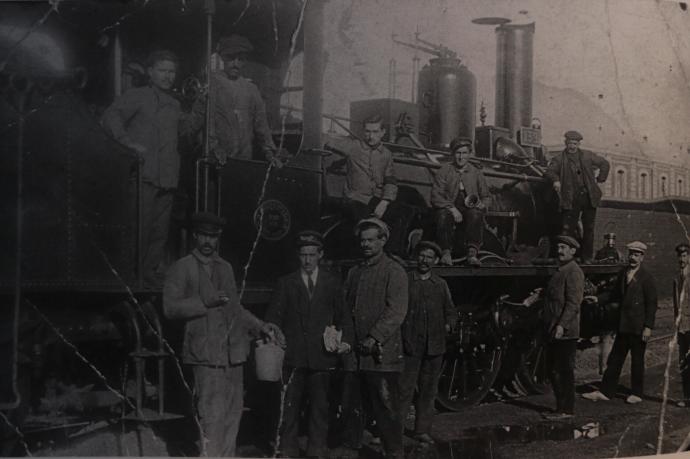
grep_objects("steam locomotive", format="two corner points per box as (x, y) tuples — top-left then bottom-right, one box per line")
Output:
(0, 0), (620, 438)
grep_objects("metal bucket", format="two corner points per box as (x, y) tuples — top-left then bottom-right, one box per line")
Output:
(255, 341), (285, 382)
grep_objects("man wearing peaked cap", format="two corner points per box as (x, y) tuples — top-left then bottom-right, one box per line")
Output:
(163, 212), (285, 456)
(541, 235), (584, 420)
(674, 242), (690, 406)
(583, 239), (657, 405)
(354, 216), (390, 239)
(545, 129), (610, 261)
(265, 230), (351, 457)
(187, 34), (276, 163)
(399, 241), (457, 442)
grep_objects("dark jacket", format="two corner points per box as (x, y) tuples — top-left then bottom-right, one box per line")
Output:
(163, 250), (263, 366)
(430, 162), (490, 209)
(344, 252), (408, 372)
(611, 266), (658, 335)
(543, 259), (585, 340)
(265, 269), (349, 370)
(544, 148), (610, 210)
(402, 272), (457, 357)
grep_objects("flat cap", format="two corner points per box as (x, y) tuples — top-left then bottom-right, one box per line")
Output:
(603, 233), (616, 240)
(676, 243), (690, 254)
(564, 130), (583, 141)
(296, 230), (323, 248)
(555, 235), (580, 250)
(626, 241), (647, 254)
(354, 217), (390, 238)
(449, 137), (474, 153)
(191, 211), (225, 235)
(415, 240), (442, 257)
(217, 35), (253, 56)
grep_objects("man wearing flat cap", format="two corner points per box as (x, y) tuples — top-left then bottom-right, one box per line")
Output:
(265, 230), (352, 457)
(189, 34), (276, 163)
(545, 131), (610, 262)
(583, 241), (658, 404)
(163, 211), (285, 456)
(595, 233), (622, 263)
(542, 235), (584, 420)
(398, 241), (457, 443)
(431, 137), (491, 267)
(673, 243), (690, 407)
(342, 217), (408, 458)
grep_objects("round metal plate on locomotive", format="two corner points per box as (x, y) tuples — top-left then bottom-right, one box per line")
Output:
(253, 199), (291, 241)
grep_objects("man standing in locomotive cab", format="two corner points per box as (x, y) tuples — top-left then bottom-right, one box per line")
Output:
(583, 241), (658, 404)
(595, 233), (623, 263)
(162, 212), (285, 457)
(265, 230), (352, 458)
(324, 115), (409, 256)
(542, 235), (584, 420)
(189, 34), (276, 163)
(102, 50), (182, 289)
(545, 130), (610, 262)
(672, 243), (690, 407)
(343, 217), (408, 459)
(431, 137), (491, 267)
(399, 240), (457, 444)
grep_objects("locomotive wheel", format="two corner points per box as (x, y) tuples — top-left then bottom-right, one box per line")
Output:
(513, 336), (549, 395)
(436, 342), (503, 411)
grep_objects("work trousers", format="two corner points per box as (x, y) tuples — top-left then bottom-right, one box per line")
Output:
(600, 333), (647, 398)
(192, 364), (244, 457)
(561, 189), (596, 260)
(545, 339), (577, 414)
(137, 182), (174, 288)
(279, 368), (330, 457)
(343, 197), (411, 256)
(342, 370), (403, 458)
(435, 207), (484, 254)
(398, 353), (443, 435)
(678, 331), (690, 400)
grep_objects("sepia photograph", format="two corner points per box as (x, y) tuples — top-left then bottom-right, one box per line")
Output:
(2, 0), (690, 457)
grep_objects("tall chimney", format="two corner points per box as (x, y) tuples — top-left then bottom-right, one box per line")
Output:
(494, 23), (535, 138)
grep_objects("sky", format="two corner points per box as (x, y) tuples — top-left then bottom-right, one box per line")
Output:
(305, 0), (690, 166)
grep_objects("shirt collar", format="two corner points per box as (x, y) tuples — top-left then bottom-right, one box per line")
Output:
(362, 251), (385, 266)
(300, 267), (319, 282)
(412, 270), (435, 282)
(192, 248), (219, 265)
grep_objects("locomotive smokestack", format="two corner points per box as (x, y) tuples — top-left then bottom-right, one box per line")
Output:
(494, 23), (535, 138)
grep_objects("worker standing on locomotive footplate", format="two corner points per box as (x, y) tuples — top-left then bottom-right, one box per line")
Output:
(102, 50), (182, 289)
(163, 212), (285, 457)
(542, 235), (584, 420)
(545, 131), (610, 262)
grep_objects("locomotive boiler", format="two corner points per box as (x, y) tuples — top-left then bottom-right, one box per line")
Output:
(0, 2), (621, 450)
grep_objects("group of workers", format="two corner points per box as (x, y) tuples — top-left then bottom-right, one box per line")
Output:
(100, 35), (690, 459)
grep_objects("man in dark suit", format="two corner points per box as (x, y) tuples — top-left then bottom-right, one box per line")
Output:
(583, 241), (658, 404)
(265, 230), (351, 458)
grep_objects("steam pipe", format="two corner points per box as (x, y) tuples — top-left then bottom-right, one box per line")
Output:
(302, 0), (325, 150)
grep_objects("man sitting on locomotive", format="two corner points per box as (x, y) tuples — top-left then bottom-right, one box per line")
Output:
(324, 115), (409, 255)
(545, 130), (610, 262)
(102, 50), (183, 289)
(430, 137), (491, 267)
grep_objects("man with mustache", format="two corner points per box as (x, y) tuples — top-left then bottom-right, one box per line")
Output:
(102, 50), (182, 288)
(583, 241), (658, 404)
(545, 130), (610, 262)
(189, 35), (276, 163)
(542, 235), (584, 420)
(342, 217), (408, 459)
(673, 243), (690, 407)
(163, 212), (284, 456)
(398, 241), (456, 443)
